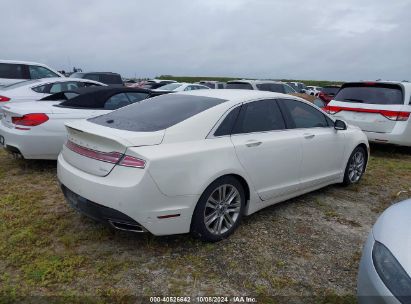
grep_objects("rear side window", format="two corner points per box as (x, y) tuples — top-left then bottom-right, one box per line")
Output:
(226, 82), (253, 90)
(334, 83), (404, 105)
(29, 66), (58, 79)
(233, 99), (285, 134)
(278, 99), (329, 129)
(32, 84), (47, 93)
(126, 92), (149, 103)
(89, 94), (227, 132)
(214, 106), (241, 136)
(0, 63), (25, 79)
(104, 93), (131, 110)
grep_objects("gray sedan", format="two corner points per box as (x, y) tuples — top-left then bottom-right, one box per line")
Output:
(358, 198), (411, 304)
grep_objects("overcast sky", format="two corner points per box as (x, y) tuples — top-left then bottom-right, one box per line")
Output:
(2, 0), (411, 81)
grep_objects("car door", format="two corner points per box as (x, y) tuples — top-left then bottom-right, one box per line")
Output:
(278, 98), (346, 189)
(230, 99), (303, 201)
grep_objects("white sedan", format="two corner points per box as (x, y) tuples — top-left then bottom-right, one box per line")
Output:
(57, 90), (369, 242)
(154, 82), (210, 92)
(0, 87), (158, 159)
(0, 77), (105, 105)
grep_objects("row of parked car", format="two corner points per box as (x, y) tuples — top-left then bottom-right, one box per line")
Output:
(1, 59), (410, 302)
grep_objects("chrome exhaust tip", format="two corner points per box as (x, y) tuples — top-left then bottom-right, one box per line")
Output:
(108, 220), (146, 233)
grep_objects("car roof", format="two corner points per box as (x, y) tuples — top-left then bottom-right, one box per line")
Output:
(227, 79), (286, 85)
(348, 80), (411, 86)
(0, 59), (54, 67)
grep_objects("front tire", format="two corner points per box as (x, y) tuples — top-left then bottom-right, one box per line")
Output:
(343, 146), (366, 185)
(191, 176), (245, 242)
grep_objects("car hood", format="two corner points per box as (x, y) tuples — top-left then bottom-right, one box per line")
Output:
(372, 199), (411, 276)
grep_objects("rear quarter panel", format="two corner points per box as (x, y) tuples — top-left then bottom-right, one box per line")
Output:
(129, 137), (258, 200)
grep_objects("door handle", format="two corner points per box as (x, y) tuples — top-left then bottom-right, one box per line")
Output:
(245, 140), (262, 147)
(304, 134), (315, 139)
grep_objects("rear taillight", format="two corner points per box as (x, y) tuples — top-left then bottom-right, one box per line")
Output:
(323, 106), (410, 121)
(66, 140), (122, 163)
(118, 155), (146, 168)
(323, 105), (341, 115)
(381, 111), (410, 121)
(65, 141), (146, 169)
(0, 95), (10, 102)
(12, 113), (49, 127)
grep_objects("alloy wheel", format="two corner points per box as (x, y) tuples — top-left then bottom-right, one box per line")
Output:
(204, 184), (241, 236)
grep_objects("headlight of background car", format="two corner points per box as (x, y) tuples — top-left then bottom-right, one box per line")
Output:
(372, 241), (411, 304)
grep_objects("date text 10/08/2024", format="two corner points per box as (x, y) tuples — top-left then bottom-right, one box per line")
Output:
(149, 296), (257, 303)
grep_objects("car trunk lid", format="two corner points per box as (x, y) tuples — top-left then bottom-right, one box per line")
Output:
(62, 120), (164, 177)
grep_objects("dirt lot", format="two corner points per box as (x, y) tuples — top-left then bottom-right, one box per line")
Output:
(1, 145), (410, 303)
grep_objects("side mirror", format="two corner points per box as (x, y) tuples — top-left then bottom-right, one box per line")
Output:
(334, 119), (347, 131)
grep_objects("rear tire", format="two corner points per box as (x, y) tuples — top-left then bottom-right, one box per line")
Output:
(343, 146), (366, 185)
(191, 176), (245, 242)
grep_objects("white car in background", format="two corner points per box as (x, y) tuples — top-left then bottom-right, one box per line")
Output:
(0, 60), (64, 88)
(225, 80), (297, 94)
(198, 81), (226, 89)
(304, 86), (323, 96)
(0, 87), (159, 159)
(154, 82), (210, 92)
(57, 90), (369, 242)
(0, 78), (105, 105)
(324, 81), (411, 146)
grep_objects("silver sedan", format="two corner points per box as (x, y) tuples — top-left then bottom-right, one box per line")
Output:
(357, 198), (411, 304)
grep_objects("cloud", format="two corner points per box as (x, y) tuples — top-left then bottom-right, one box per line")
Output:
(1, 0), (410, 81)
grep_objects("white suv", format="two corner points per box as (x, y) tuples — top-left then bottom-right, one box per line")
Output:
(225, 80), (296, 94)
(325, 81), (411, 146)
(0, 60), (64, 88)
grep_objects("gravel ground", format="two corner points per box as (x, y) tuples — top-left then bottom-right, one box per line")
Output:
(0, 144), (410, 304)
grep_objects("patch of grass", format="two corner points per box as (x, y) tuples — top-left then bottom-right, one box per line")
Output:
(0, 143), (410, 299)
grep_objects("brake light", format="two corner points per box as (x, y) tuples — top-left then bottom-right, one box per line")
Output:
(323, 106), (410, 121)
(12, 113), (49, 127)
(65, 140), (146, 168)
(382, 111), (410, 121)
(66, 140), (122, 164)
(323, 105), (341, 115)
(118, 155), (146, 168)
(0, 95), (10, 102)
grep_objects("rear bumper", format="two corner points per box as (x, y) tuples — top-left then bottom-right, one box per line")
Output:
(57, 153), (199, 236)
(61, 184), (147, 232)
(0, 122), (65, 159)
(364, 130), (411, 147)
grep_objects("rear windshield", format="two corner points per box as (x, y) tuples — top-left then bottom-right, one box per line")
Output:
(321, 87), (340, 95)
(157, 83), (182, 91)
(226, 82), (253, 90)
(334, 83), (404, 105)
(89, 94), (227, 132)
(256, 83), (285, 93)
